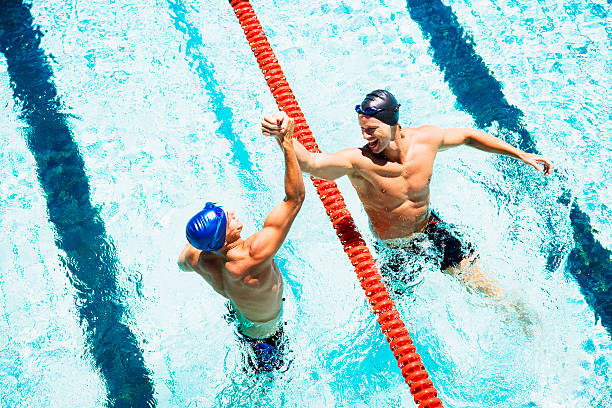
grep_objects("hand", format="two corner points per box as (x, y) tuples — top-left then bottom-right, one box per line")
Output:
(520, 153), (553, 175)
(261, 111), (294, 145)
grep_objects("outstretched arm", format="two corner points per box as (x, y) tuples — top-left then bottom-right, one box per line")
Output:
(249, 114), (305, 261)
(262, 112), (356, 180)
(437, 127), (552, 175)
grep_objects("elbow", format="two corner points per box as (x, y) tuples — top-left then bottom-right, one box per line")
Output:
(302, 153), (321, 175)
(286, 191), (305, 208)
(463, 130), (476, 146)
(467, 129), (491, 145)
(301, 159), (315, 175)
(291, 189), (305, 208)
(291, 188), (305, 206)
(297, 189), (306, 204)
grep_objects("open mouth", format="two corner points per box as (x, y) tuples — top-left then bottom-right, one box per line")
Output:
(368, 140), (378, 150)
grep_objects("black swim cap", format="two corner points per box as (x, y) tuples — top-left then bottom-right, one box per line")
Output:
(355, 90), (400, 126)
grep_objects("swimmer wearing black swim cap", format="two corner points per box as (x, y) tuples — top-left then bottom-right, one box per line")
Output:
(264, 89), (553, 312)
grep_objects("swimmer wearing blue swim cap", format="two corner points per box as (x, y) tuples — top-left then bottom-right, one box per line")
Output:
(185, 202), (228, 254)
(179, 112), (304, 373)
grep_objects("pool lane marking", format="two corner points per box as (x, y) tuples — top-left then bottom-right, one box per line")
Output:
(168, 0), (260, 183)
(0, 2), (157, 406)
(404, 0), (612, 333)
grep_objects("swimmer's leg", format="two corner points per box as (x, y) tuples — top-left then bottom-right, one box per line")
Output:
(427, 218), (503, 297)
(443, 256), (503, 298)
(428, 216), (540, 336)
(444, 258), (540, 337)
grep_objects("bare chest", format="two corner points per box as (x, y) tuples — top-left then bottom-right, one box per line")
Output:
(352, 161), (433, 202)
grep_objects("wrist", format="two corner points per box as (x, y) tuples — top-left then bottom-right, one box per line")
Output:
(516, 151), (528, 161)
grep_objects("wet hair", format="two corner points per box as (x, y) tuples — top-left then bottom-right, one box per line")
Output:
(355, 89), (401, 126)
(185, 202), (227, 251)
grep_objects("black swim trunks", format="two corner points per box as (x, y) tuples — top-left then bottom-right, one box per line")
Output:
(423, 211), (476, 270)
(236, 326), (288, 373)
(374, 211), (477, 293)
(224, 303), (289, 374)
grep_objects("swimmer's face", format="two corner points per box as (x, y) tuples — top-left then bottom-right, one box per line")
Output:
(224, 210), (243, 244)
(358, 114), (392, 154)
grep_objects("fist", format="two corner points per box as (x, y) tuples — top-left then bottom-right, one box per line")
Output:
(261, 111), (294, 143)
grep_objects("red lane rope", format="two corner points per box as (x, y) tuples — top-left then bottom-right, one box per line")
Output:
(228, 1), (443, 406)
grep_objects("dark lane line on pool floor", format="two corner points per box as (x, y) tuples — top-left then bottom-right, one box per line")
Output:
(167, 0), (304, 297)
(405, 0), (612, 335)
(168, 0), (260, 183)
(0, 2), (156, 406)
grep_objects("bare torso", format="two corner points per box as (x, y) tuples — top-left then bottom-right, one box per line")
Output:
(349, 127), (438, 240)
(182, 244), (283, 323)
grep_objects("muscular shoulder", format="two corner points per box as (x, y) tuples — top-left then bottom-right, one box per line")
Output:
(244, 234), (275, 265)
(177, 244), (200, 272)
(410, 125), (444, 146)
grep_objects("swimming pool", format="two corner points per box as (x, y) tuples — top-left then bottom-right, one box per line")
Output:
(0, 0), (610, 406)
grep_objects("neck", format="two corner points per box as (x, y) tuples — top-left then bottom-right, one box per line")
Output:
(222, 237), (244, 257)
(383, 125), (404, 162)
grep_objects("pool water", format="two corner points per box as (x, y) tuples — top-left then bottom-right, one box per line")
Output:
(0, 0), (610, 407)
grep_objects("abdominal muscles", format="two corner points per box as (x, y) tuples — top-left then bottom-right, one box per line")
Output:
(364, 199), (430, 240)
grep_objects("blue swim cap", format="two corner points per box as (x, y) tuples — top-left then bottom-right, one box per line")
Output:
(186, 202), (227, 251)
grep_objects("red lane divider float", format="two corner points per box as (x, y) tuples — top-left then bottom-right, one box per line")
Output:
(228, 1), (443, 406)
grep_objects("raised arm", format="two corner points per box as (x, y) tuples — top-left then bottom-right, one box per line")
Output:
(292, 141), (356, 180)
(248, 114), (305, 261)
(436, 126), (552, 175)
(262, 112), (356, 180)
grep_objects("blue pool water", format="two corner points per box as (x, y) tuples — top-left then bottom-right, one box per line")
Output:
(0, 0), (610, 407)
